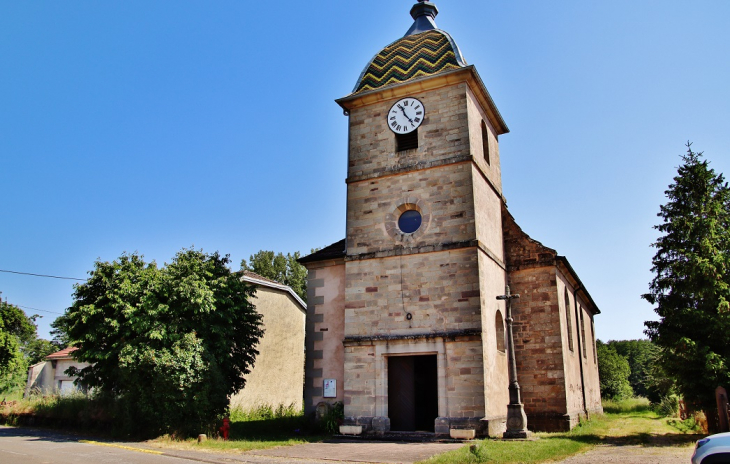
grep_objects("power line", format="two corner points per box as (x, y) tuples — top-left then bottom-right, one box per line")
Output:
(16, 305), (64, 316)
(0, 269), (86, 281)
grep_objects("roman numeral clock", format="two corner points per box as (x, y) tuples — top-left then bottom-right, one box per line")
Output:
(388, 97), (424, 134)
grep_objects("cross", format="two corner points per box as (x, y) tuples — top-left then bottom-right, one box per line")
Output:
(496, 285), (519, 304)
(496, 285), (530, 438)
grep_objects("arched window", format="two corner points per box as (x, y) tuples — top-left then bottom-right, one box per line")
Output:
(481, 120), (491, 165)
(564, 288), (574, 352)
(580, 308), (587, 359)
(495, 310), (505, 353)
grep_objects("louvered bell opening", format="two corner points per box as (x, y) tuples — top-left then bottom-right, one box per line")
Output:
(396, 129), (418, 152)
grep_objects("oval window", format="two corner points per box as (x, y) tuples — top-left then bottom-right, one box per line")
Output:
(398, 210), (422, 234)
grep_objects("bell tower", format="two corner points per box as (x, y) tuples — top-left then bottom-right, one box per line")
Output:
(334, 0), (513, 436)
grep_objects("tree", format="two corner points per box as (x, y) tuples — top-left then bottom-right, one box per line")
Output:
(607, 339), (663, 401)
(61, 249), (263, 437)
(241, 250), (308, 302)
(0, 298), (55, 393)
(596, 340), (633, 399)
(0, 312), (24, 393)
(49, 312), (71, 349)
(643, 143), (730, 416)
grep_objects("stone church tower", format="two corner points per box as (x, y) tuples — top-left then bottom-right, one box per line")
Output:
(300, 1), (602, 436)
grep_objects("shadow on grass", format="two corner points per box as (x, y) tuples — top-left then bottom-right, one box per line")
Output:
(229, 416), (321, 441)
(553, 432), (703, 448)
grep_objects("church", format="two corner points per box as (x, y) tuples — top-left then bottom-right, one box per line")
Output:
(299, 0), (602, 437)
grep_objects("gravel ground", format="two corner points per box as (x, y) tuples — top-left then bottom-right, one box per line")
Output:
(555, 443), (695, 464)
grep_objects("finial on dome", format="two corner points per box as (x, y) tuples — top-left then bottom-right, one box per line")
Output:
(405, 0), (439, 36)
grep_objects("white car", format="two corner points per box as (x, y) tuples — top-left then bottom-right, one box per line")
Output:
(692, 432), (730, 464)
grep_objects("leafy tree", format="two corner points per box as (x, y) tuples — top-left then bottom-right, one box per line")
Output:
(61, 249), (263, 437)
(242, 250), (308, 302)
(0, 313), (25, 394)
(607, 339), (662, 401)
(0, 300), (55, 365)
(0, 301), (37, 346)
(25, 338), (57, 365)
(49, 312), (71, 349)
(0, 298), (59, 392)
(643, 143), (730, 416)
(596, 340), (633, 400)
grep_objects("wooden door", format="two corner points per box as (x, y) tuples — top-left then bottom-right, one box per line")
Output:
(388, 355), (438, 431)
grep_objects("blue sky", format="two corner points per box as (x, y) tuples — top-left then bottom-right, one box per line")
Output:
(1, 0), (728, 342)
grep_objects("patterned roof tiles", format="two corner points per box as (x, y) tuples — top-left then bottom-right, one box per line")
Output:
(354, 30), (466, 94)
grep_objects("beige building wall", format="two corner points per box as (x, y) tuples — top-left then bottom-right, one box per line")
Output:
(558, 273), (585, 420)
(24, 358), (90, 397)
(230, 286), (306, 411)
(478, 250), (510, 430)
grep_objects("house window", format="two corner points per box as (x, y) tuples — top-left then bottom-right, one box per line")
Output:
(396, 129), (418, 152)
(495, 310), (505, 353)
(564, 288), (574, 352)
(481, 120), (490, 165)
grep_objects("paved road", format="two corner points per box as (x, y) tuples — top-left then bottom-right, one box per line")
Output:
(0, 425), (699, 464)
(0, 426), (462, 464)
(0, 426), (181, 464)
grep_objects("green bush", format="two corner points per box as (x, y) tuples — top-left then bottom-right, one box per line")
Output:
(654, 394), (680, 417)
(321, 401), (344, 434)
(228, 404), (307, 439)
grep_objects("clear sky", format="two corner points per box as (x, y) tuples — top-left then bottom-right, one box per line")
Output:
(1, 1), (728, 342)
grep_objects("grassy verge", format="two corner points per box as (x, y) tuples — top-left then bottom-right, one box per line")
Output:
(147, 404), (328, 453)
(419, 398), (702, 464)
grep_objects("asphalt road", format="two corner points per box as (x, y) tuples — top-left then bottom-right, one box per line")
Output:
(0, 425), (460, 464)
(0, 426), (178, 463)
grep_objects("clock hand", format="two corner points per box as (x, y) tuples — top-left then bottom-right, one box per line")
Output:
(399, 106), (415, 125)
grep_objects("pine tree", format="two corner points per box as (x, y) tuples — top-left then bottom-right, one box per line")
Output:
(643, 143), (730, 415)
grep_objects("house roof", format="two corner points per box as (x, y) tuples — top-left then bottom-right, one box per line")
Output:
(241, 270), (307, 311)
(298, 239), (347, 264)
(45, 346), (78, 360)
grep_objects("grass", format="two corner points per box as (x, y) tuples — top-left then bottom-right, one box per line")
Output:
(418, 398), (703, 464)
(147, 404), (328, 453)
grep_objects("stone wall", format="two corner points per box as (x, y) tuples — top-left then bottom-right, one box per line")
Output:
(346, 162), (476, 258)
(345, 249), (483, 336)
(347, 83), (472, 184)
(303, 260), (346, 415)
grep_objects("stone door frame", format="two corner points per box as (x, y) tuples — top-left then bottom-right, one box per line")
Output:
(374, 338), (448, 419)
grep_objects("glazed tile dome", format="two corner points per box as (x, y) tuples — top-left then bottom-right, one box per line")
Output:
(353, 1), (467, 94)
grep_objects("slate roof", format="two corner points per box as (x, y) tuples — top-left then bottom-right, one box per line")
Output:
(298, 239), (346, 264)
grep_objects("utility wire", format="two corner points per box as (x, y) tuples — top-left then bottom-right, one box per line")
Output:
(0, 269), (86, 281)
(17, 305), (64, 316)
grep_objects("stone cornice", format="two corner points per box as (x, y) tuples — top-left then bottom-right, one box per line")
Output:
(343, 328), (482, 345)
(337, 66), (509, 136)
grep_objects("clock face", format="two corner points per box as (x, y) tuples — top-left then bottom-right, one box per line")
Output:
(387, 97), (425, 134)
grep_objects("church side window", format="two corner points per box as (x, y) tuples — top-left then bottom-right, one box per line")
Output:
(396, 129), (418, 152)
(564, 288), (574, 352)
(481, 120), (491, 165)
(495, 310), (505, 353)
(591, 318), (597, 364)
(580, 308), (587, 359)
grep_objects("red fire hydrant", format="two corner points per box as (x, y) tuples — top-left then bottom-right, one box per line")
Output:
(219, 417), (230, 441)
